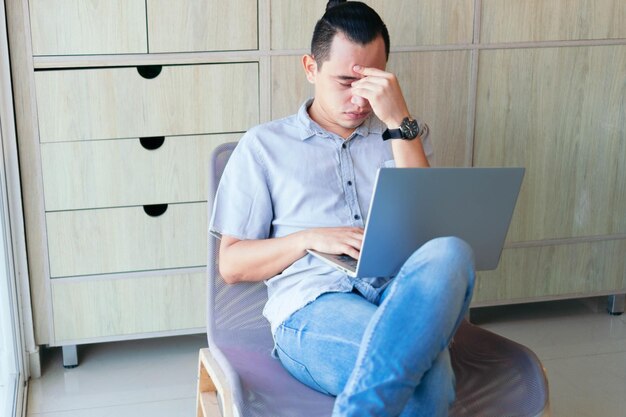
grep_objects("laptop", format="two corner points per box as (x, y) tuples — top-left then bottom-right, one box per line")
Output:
(307, 167), (525, 277)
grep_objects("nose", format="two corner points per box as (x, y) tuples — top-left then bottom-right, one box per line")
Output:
(351, 95), (369, 109)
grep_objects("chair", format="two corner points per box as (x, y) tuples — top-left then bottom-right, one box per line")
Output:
(197, 142), (550, 417)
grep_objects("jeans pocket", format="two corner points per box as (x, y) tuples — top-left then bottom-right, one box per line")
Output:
(274, 344), (332, 396)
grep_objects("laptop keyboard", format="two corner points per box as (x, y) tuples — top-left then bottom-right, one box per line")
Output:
(337, 254), (358, 269)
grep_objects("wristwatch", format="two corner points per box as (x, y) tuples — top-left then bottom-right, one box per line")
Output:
(382, 116), (420, 141)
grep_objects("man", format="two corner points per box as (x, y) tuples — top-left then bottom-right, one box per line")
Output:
(210, 1), (475, 416)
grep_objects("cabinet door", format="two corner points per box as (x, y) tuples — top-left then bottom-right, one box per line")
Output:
(29, 0), (147, 55)
(51, 272), (206, 342)
(41, 134), (239, 211)
(35, 63), (259, 142)
(270, 0), (473, 50)
(46, 203), (206, 277)
(147, 0), (258, 53)
(481, 0), (626, 43)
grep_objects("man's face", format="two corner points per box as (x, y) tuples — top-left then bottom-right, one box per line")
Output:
(303, 32), (387, 138)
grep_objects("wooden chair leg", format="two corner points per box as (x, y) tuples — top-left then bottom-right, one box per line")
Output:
(197, 348), (220, 417)
(196, 348), (234, 417)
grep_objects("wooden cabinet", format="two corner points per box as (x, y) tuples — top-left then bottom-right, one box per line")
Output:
(29, 0), (147, 55)
(7, 0), (262, 363)
(5, 0), (626, 369)
(41, 134), (239, 210)
(29, 0), (259, 55)
(51, 272), (206, 342)
(481, 0), (626, 43)
(32, 58), (258, 346)
(32, 61), (259, 340)
(35, 64), (259, 141)
(46, 203), (207, 277)
(147, 0), (258, 53)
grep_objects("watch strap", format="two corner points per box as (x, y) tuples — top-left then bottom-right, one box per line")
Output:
(382, 127), (403, 140)
(382, 117), (424, 141)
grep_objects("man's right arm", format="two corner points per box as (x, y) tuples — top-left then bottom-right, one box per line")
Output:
(219, 227), (364, 284)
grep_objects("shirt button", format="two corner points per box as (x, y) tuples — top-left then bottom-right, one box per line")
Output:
(342, 143), (347, 149)
(347, 180), (352, 186)
(354, 214), (360, 220)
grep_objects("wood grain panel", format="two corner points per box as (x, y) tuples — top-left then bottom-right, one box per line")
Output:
(474, 46), (626, 241)
(51, 272), (205, 342)
(372, 0), (474, 47)
(46, 203), (206, 277)
(473, 239), (626, 305)
(270, 55), (313, 120)
(271, 0), (473, 50)
(147, 0), (257, 53)
(41, 134), (239, 211)
(270, 0), (322, 50)
(5, 0), (52, 346)
(35, 63), (259, 142)
(29, 0), (147, 55)
(481, 0), (626, 43)
(388, 51), (471, 167)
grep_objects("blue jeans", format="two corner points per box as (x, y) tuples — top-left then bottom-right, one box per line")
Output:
(274, 237), (476, 417)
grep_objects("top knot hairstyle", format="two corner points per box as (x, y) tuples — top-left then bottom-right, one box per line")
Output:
(311, 0), (390, 68)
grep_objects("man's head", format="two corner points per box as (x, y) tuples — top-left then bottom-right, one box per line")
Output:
(311, 1), (390, 69)
(303, 1), (390, 138)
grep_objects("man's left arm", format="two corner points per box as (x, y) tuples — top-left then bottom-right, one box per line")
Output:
(351, 65), (430, 168)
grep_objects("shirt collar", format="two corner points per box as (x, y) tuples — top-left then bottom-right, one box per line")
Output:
(296, 98), (386, 141)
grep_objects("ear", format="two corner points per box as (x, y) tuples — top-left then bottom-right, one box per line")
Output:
(302, 54), (318, 84)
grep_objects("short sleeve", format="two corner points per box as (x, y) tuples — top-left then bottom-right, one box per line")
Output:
(209, 134), (273, 240)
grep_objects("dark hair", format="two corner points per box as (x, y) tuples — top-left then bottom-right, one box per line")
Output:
(311, 1), (390, 68)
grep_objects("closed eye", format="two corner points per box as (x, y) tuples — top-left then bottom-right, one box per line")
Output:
(335, 75), (359, 88)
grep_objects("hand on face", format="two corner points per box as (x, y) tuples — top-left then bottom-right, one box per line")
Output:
(350, 65), (410, 128)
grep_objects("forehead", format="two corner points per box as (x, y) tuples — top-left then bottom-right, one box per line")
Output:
(322, 32), (387, 73)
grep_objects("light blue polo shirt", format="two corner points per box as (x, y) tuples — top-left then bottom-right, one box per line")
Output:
(210, 99), (433, 335)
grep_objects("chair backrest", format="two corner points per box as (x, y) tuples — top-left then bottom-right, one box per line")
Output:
(206, 142), (270, 345)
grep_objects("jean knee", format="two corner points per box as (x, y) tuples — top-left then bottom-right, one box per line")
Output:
(404, 237), (475, 290)
(417, 236), (473, 266)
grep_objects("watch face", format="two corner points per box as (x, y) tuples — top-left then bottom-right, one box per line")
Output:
(400, 118), (419, 139)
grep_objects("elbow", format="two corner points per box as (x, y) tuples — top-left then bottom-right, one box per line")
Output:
(218, 261), (244, 284)
(218, 242), (246, 284)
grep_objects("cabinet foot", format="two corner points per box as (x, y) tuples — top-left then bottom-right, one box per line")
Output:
(607, 294), (625, 316)
(62, 345), (78, 368)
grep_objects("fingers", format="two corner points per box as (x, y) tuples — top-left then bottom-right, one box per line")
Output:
(335, 228), (363, 259)
(350, 65), (408, 126)
(351, 65), (396, 90)
(307, 227), (364, 257)
(344, 233), (363, 251)
(342, 245), (361, 260)
(352, 65), (388, 78)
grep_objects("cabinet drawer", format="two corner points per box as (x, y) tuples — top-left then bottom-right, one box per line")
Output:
(41, 134), (238, 211)
(29, 0), (147, 55)
(51, 272), (206, 343)
(147, 0), (258, 53)
(46, 203), (206, 277)
(35, 63), (259, 142)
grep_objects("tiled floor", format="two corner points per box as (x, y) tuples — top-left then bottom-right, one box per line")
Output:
(26, 296), (626, 417)
(26, 335), (206, 417)
(472, 297), (626, 417)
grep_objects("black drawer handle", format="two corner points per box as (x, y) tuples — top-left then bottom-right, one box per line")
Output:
(143, 204), (168, 217)
(139, 136), (165, 150)
(137, 65), (162, 79)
